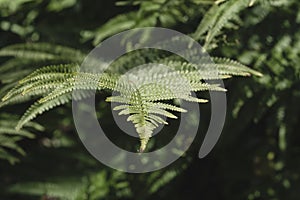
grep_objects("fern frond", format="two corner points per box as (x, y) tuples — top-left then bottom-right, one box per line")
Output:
(205, 0), (248, 49)
(0, 113), (43, 164)
(0, 128), (34, 138)
(91, 12), (136, 45)
(8, 180), (85, 200)
(19, 63), (79, 84)
(107, 67), (213, 151)
(0, 43), (85, 62)
(212, 57), (263, 77)
(38, 72), (121, 103)
(0, 41), (262, 152)
(15, 76), (102, 130)
(0, 94), (32, 109)
(193, 0), (249, 49)
(0, 68), (33, 84)
(16, 94), (72, 130)
(1, 64), (79, 106)
(0, 59), (34, 74)
(0, 49), (55, 60)
(193, 4), (220, 40)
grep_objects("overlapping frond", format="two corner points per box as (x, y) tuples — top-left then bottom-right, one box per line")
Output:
(0, 43), (85, 62)
(0, 113), (44, 164)
(84, 0), (203, 46)
(193, 0), (250, 49)
(0, 43), (86, 98)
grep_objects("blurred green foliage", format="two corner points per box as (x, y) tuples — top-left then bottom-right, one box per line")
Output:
(0, 0), (299, 200)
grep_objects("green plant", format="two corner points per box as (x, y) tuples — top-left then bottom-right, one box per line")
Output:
(3, 0), (299, 199)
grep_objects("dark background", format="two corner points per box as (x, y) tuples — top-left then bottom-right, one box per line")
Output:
(0, 0), (299, 199)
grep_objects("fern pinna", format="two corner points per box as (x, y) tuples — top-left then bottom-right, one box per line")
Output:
(0, 42), (262, 152)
